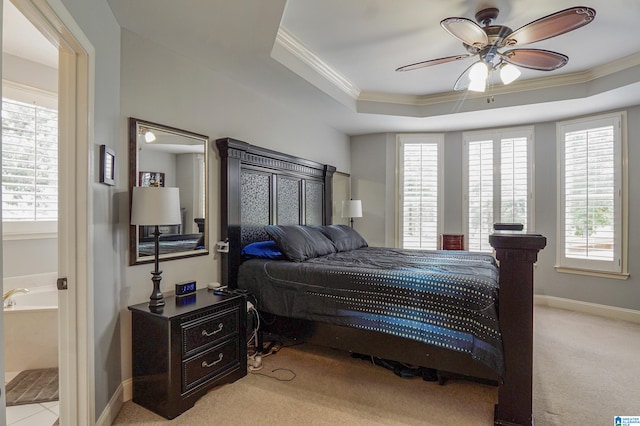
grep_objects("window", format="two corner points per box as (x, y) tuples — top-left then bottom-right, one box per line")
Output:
(557, 112), (626, 275)
(397, 134), (443, 249)
(464, 127), (534, 252)
(2, 87), (58, 236)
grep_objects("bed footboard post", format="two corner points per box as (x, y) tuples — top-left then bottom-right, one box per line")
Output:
(490, 233), (546, 426)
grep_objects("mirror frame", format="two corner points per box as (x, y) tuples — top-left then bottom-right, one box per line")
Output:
(128, 117), (209, 265)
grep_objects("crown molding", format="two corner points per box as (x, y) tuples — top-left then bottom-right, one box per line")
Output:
(275, 27), (360, 99)
(359, 51), (640, 107)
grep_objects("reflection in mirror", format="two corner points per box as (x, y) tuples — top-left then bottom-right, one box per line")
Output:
(129, 117), (209, 265)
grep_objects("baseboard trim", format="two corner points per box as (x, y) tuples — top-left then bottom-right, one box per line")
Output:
(535, 295), (640, 324)
(95, 379), (131, 426)
(123, 377), (133, 401)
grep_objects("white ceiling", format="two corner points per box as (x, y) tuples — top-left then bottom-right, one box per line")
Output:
(2, 1), (57, 68)
(7, 1), (640, 136)
(279, 0), (640, 97)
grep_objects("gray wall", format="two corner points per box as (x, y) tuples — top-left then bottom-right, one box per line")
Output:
(351, 106), (640, 311)
(119, 28), (350, 385)
(57, 0), (122, 419)
(350, 133), (387, 246)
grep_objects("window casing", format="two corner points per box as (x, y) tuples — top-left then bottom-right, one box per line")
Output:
(397, 134), (444, 250)
(463, 127), (534, 252)
(556, 112), (626, 275)
(2, 82), (58, 237)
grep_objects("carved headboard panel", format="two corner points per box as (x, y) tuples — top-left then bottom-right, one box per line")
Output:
(216, 138), (336, 288)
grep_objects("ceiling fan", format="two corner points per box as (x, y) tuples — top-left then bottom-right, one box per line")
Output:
(396, 6), (596, 92)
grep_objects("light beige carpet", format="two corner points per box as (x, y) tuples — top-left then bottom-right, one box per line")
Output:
(533, 305), (640, 425)
(113, 306), (640, 425)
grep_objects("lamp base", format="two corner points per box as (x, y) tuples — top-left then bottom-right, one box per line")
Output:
(149, 270), (165, 308)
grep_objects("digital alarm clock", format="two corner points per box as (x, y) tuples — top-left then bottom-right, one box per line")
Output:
(175, 280), (197, 296)
(175, 293), (196, 306)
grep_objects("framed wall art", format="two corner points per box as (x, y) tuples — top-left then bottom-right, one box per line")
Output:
(100, 144), (116, 186)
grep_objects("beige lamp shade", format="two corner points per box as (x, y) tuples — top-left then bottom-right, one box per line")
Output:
(131, 186), (181, 226)
(341, 199), (363, 218)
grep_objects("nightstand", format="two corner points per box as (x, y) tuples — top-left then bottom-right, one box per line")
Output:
(128, 289), (247, 419)
(441, 234), (465, 250)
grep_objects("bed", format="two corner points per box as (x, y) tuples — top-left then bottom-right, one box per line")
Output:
(216, 137), (546, 426)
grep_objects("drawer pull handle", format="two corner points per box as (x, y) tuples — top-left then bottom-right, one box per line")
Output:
(202, 323), (223, 337)
(201, 353), (223, 368)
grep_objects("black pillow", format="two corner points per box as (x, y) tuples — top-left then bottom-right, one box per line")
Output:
(264, 225), (337, 262)
(314, 225), (368, 252)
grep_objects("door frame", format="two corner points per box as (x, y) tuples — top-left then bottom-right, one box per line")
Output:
(6, 0), (95, 423)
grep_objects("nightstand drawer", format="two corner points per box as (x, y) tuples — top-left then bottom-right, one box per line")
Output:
(442, 234), (465, 250)
(182, 308), (239, 356)
(182, 339), (239, 393)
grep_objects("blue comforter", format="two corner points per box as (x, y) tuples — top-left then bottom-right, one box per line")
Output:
(238, 247), (503, 376)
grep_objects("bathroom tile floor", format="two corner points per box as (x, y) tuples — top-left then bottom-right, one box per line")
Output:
(5, 372), (59, 426)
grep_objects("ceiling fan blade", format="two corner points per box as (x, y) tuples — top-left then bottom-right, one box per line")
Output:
(503, 7), (596, 46)
(453, 62), (476, 91)
(502, 49), (568, 71)
(441, 17), (489, 47)
(395, 54), (471, 72)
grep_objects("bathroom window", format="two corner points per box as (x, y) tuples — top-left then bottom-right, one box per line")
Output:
(2, 84), (58, 237)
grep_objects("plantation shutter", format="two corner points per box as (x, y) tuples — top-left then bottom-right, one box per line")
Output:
(563, 125), (615, 261)
(401, 141), (439, 249)
(500, 137), (528, 229)
(467, 140), (493, 252)
(2, 98), (59, 222)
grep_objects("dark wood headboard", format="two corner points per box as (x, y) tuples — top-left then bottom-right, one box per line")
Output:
(216, 138), (336, 288)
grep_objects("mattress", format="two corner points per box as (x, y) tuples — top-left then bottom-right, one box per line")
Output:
(237, 246), (504, 376)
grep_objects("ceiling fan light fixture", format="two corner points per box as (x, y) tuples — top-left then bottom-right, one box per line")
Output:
(469, 61), (488, 81)
(139, 126), (157, 143)
(144, 130), (156, 143)
(468, 77), (487, 92)
(500, 63), (521, 85)
(467, 61), (488, 92)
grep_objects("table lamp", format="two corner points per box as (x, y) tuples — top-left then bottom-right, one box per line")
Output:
(131, 186), (181, 308)
(341, 199), (363, 228)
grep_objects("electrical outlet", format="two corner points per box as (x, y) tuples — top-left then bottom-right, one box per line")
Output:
(216, 241), (229, 253)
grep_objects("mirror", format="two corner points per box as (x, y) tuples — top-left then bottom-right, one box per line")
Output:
(129, 117), (209, 265)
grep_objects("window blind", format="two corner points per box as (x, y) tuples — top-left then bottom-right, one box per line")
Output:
(465, 127), (532, 253)
(467, 140), (493, 252)
(500, 137), (528, 228)
(563, 125), (615, 261)
(400, 140), (440, 249)
(2, 97), (58, 222)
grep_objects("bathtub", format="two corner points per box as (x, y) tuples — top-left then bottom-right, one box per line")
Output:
(4, 284), (58, 310)
(3, 284), (59, 372)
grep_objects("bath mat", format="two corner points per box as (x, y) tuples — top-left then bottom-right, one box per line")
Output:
(5, 368), (58, 406)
